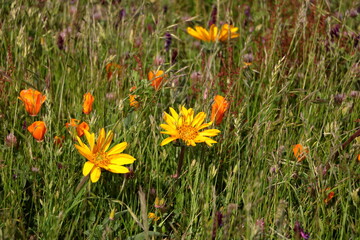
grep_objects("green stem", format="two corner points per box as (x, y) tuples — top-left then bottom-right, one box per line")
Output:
(174, 146), (186, 178)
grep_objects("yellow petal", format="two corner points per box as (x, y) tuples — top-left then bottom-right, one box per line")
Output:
(83, 161), (95, 176)
(107, 165), (130, 173)
(109, 154), (136, 165)
(160, 136), (178, 146)
(195, 26), (210, 41)
(187, 27), (204, 41)
(191, 112), (206, 127)
(163, 112), (176, 127)
(169, 107), (179, 121)
(209, 24), (218, 42)
(197, 122), (212, 130)
(90, 167), (101, 183)
(102, 131), (114, 152)
(199, 129), (221, 137)
(107, 142), (127, 155)
(74, 144), (93, 161)
(84, 130), (95, 152)
(160, 124), (178, 135)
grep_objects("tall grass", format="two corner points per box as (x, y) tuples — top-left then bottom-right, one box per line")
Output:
(0, 0), (359, 239)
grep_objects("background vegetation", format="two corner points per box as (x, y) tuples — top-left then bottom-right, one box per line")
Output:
(0, 0), (359, 239)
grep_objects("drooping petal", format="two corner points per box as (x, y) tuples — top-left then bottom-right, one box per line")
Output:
(195, 26), (210, 41)
(90, 167), (101, 183)
(107, 165), (130, 173)
(197, 122), (213, 130)
(199, 129), (221, 137)
(187, 27), (205, 41)
(160, 136), (178, 146)
(159, 124), (178, 135)
(74, 144), (93, 161)
(83, 161), (95, 176)
(109, 154), (136, 165)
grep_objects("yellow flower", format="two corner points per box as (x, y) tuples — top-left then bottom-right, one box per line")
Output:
(74, 128), (136, 183)
(187, 24), (239, 42)
(160, 106), (220, 147)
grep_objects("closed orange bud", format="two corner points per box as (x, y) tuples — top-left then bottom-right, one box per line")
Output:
(18, 89), (46, 116)
(148, 70), (166, 91)
(292, 144), (309, 162)
(211, 95), (229, 125)
(76, 122), (89, 137)
(129, 95), (139, 109)
(82, 92), (94, 114)
(28, 121), (46, 141)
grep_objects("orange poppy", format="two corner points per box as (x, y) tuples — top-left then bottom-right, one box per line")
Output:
(28, 121), (46, 141)
(148, 70), (166, 91)
(292, 144), (309, 162)
(105, 63), (122, 80)
(76, 122), (90, 137)
(358, 154), (360, 161)
(18, 89), (46, 116)
(211, 95), (229, 125)
(82, 92), (94, 114)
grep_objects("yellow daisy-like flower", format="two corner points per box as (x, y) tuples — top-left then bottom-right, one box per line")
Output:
(74, 128), (136, 183)
(160, 106), (220, 147)
(187, 24), (239, 42)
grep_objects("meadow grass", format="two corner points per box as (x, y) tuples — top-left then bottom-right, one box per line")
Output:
(0, 0), (359, 239)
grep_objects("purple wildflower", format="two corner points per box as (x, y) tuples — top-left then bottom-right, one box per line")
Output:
(165, 32), (172, 51)
(294, 221), (310, 239)
(208, 5), (217, 27)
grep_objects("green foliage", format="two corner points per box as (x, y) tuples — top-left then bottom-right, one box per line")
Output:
(0, 0), (359, 239)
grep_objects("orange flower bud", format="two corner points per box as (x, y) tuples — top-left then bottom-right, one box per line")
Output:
(65, 119), (80, 128)
(105, 63), (122, 80)
(82, 92), (94, 114)
(54, 136), (65, 147)
(148, 70), (166, 91)
(324, 188), (335, 204)
(129, 95), (139, 109)
(66, 119), (89, 137)
(292, 144), (309, 162)
(27, 121), (46, 141)
(211, 95), (229, 125)
(18, 89), (46, 116)
(76, 122), (90, 137)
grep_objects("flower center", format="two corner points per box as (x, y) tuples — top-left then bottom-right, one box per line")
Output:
(178, 125), (198, 141)
(93, 152), (110, 166)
